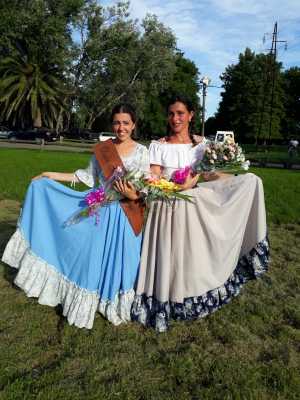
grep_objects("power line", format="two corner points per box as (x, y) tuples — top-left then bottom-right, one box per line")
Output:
(267, 22), (287, 143)
(256, 22), (287, 145)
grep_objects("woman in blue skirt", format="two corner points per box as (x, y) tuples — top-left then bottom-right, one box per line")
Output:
(2, 103), (149, 329)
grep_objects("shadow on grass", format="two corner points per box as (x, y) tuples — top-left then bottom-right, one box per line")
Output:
(0, 219), (19, 285)
(0, 217), (71, 340)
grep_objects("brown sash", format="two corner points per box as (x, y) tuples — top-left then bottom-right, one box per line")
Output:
(93, 140), (145, 236)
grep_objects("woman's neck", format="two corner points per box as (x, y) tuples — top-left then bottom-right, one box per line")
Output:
(113, 138), (136, 156)
(168, 132), (191, 144)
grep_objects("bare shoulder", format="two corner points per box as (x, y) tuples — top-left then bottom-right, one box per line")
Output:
(192, 134), (205, 144)
(158, 136), (168, 143)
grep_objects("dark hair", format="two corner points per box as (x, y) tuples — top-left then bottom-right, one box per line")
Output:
(167, 94), (197, 145)
(110, 103), (137, 124)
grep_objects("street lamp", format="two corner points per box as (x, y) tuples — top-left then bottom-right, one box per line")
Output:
(200, 76), (211, 137)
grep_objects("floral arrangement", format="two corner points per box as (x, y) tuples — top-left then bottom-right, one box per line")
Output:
(137, 175), (192, 202)
(171, 139), (250, 184)
(65, 168), (191, 226)
(194, 139), (250, 173)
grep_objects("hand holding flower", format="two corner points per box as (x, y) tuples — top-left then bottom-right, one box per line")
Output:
(178, 172), (199, 190)
(114, 179), (139, 200)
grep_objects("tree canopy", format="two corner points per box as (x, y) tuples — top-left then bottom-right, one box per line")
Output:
(215, 48), (285, 143)
(0, 0), (201, 136)
(281, 67), (300, 140)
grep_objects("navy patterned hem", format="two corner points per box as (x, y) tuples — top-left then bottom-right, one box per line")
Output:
(132, 237), (270, 332)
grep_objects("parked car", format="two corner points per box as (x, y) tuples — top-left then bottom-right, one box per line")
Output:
(60, 128), (101, 141)
(215, 131), (235, 143)
(1, 128), (58, 143)
(99, 132), (116, 141)
(35, 128), (59, 142)
(0, 126), (14, 139)
(81, 129), (101, 141)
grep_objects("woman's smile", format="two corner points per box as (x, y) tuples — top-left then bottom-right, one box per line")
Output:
(112, 113), (135, 142)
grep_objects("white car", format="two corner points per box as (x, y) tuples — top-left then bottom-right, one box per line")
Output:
(99, 132), (116, 141)
(215, 131), (235, 143)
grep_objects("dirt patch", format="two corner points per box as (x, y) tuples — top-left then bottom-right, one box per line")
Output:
(0, 199), (21, 221)
(0, 200), (20, 256)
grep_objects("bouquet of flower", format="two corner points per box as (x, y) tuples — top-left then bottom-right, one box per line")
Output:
(136, 175), (192, 203)
(65, 167), (192, 226)
(194, 139), (250, 173)
(171, 139), (250, 185)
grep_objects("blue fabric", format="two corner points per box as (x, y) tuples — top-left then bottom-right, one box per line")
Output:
(19, 178), (142, 301)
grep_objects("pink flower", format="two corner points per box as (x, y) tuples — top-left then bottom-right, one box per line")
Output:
(171, 166), (192, 184)
(85, 187), (106, 207)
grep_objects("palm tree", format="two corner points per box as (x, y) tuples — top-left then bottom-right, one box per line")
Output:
(0, 51), (69, 129)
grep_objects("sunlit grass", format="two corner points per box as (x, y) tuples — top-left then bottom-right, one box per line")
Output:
(0, 148), (299, 399)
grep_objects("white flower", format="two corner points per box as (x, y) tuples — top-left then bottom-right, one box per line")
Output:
(241, 160), (250, 170)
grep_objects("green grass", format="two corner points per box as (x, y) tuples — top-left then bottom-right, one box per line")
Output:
(243, 144), (300, 164)
(251, 167), (300, 224)
(0, 148), (300, 399)
(0, 148), (299, 225)
(0, 149), (90, 201)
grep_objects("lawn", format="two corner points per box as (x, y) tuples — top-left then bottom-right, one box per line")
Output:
(0, 148), (299, 400)
(243, 144), (300, 164)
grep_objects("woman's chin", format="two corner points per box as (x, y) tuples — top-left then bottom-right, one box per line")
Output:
(115, 135), (131, 142)
(171, 126), (185, 134)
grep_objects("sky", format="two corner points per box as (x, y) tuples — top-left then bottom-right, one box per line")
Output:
(100, 0), (300, 118)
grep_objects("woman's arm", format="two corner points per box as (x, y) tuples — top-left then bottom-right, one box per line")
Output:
(32, 172), (79, 182)
(150, 164), (163, 177)
(201, 171), (231, 181)
(150, 164), (198, 191)
(114, 179), (139, 200)
(177, 173), (199, 190)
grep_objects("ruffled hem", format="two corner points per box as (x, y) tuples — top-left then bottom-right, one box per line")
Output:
(131, 237), (270, 332)
(2, 229), (135, 329)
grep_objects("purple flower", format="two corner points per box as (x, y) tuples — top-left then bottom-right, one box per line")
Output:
(85, 187), (106, 207)
(171, 166), (192, 184)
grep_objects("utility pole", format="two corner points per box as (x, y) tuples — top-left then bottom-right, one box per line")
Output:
(200, 77), (211, 137)
(256, 22), (287, 146)
(267, 22), (287, 144)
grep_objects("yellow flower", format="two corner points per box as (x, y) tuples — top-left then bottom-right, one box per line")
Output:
(148, 178), (180, 192)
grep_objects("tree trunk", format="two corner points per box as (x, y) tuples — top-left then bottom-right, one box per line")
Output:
(33, 108), (42, 128)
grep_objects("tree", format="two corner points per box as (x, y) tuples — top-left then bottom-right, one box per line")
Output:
(281, 67), (300, 139)
(0, 48), (69, 129)
(139, 52), (201, 138)
(215, 48), (285, 143)
(0, 0), (83, 129)
(0, 1), (200, 135)
(72, 2), (177, 129)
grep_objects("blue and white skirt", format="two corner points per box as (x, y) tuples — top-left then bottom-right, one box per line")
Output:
(2, 178), (142, 329)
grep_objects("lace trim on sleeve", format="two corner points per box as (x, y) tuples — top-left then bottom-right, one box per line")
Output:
(74, 156), (98, 188)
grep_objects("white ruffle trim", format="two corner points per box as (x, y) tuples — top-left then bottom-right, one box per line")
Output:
(2, 229), (135, 329)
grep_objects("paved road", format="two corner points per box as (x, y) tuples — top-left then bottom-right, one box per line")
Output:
(0, 141), (92, 153)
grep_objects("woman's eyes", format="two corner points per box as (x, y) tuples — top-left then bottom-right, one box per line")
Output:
(112, 121), (130, 126)
(168, 112), (185, 117)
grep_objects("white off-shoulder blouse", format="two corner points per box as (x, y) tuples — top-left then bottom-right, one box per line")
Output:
(149, 140), (207, 179)
(75, 143), (149, 187)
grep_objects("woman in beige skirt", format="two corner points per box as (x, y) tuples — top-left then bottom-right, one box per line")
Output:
(132, 95), (269, 332)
